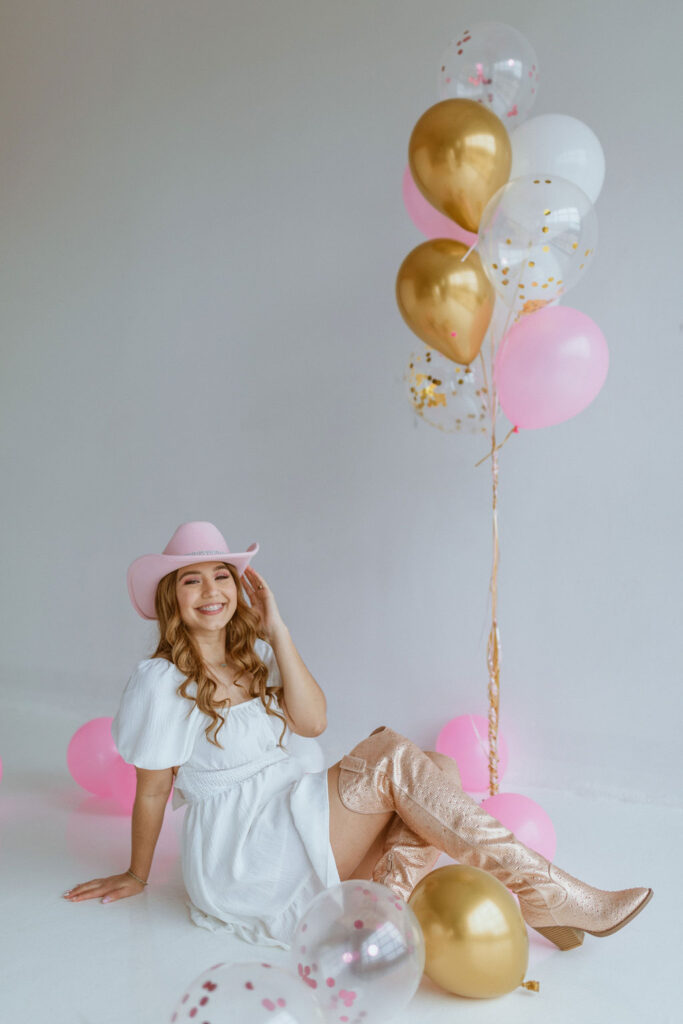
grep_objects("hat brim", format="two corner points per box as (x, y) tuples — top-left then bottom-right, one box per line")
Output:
(127, 544), (259, 620)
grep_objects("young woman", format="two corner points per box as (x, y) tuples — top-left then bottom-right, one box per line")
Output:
(63, 521), (652, 951)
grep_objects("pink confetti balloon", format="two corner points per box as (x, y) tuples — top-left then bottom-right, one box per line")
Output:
(289, 881), (424, 1023)
(436, 714), (509, 792)
(481, 792), (556, 861)
(494, 305), (609, 429)
(402, 165), (477, 246)
(66, 717), (120, 797)
(171, 961), (325, 1024)
(438, 22), (539, 125)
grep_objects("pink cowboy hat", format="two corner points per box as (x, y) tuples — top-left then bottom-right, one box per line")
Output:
(127, 521), (259, 620)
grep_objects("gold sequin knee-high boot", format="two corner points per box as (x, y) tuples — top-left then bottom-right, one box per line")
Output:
(370, 739), (461, 902)
(338, 727), (653, 950)
(371, 813), (442, 902)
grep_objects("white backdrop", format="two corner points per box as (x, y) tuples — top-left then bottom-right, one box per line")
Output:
(1, 0), (680, 805)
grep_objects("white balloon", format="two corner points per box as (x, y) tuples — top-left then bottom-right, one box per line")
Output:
(510, 114), (605, 203)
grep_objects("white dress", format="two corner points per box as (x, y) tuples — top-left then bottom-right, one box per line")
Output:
(111, 638), (341, 949)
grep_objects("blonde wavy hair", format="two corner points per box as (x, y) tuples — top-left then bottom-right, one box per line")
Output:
(151, 563), (288, 750)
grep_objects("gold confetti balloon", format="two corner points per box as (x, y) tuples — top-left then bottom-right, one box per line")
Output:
(408, 99), (512, 233)
(396, 239), (495, 365)
(405, 348), (489, 435)
(477, 174), (598, 316)
(408, 865), (529, 999)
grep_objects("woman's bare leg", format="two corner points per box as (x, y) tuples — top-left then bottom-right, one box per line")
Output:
(327, 760), (394, 880)
(346, 817), (393, 881)
(327, 747), (460, 881)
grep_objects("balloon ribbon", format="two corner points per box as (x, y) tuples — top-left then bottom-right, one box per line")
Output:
(478, 288), (519, 796)
(486, 423), (502, 795)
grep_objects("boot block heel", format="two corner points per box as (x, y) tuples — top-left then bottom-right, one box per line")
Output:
(533, 925), (585, 950)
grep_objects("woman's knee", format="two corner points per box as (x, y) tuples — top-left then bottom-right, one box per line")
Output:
(347, 730), (461, 790)
(424, 749), (462, 788)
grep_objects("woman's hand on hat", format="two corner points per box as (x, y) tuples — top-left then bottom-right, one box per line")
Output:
(242, 566), (286, 643)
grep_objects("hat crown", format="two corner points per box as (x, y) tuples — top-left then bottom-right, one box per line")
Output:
(162, 521), (231, 558)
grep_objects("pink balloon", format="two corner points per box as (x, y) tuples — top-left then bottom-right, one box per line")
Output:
(481, 792), (557, 861)
(402, 165), (478, 246)
(66, 717), (120, 797)
(436, 714), (509, 792)
(494, 305), (609, 429)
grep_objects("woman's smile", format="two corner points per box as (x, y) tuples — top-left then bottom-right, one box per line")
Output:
(197, 602), (227, 615)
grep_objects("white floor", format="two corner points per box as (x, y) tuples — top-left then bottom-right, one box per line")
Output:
(0, 705), (677, 1024)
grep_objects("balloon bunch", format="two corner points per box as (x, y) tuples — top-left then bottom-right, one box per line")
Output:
(170, 881), (425, 1023)
(398, 21), (609, 798)
(399, 20), (608, 432)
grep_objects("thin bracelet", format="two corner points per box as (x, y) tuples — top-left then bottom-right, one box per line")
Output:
(127, 868), (148, 887)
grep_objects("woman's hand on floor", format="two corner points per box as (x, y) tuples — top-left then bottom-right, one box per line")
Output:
(62, 873), (146, 904)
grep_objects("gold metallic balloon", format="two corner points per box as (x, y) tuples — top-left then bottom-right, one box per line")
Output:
(408, 865), (529, 999)
(396, 239), (494, 364)
(409, 99), (512, 233)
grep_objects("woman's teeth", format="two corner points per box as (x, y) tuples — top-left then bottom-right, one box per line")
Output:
(197, 603), (224, 613)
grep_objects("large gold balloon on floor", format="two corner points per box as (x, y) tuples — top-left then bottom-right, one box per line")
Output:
(409, 99), (512, 234)
(396, 239), (494, 364)
(408, 865), (529, 999)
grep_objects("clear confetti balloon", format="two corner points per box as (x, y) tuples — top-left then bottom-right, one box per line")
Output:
(170, 961), (326, 1024)
(288, 880), (425, 1024)
(405, 347), (490, 435)
(438, 21), (539, 125)
(477, 174), (598, 317)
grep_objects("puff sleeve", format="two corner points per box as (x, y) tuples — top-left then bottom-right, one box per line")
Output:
(111, 659), (204, 770)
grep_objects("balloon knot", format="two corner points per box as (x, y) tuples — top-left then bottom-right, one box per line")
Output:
(512, 426), (519, 433)
(521, 979), (540, 992)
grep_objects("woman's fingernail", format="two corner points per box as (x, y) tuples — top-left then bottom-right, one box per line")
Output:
(63, 891), (71, 896)
(102, 897), (112, 904)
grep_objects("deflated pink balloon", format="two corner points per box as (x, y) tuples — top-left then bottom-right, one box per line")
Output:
(402, 165), (478, 247)
(494, 306), (609, 429)
(481, 792), (556, 861)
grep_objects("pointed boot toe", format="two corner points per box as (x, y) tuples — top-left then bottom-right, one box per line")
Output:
(519, 868), (654, 948)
